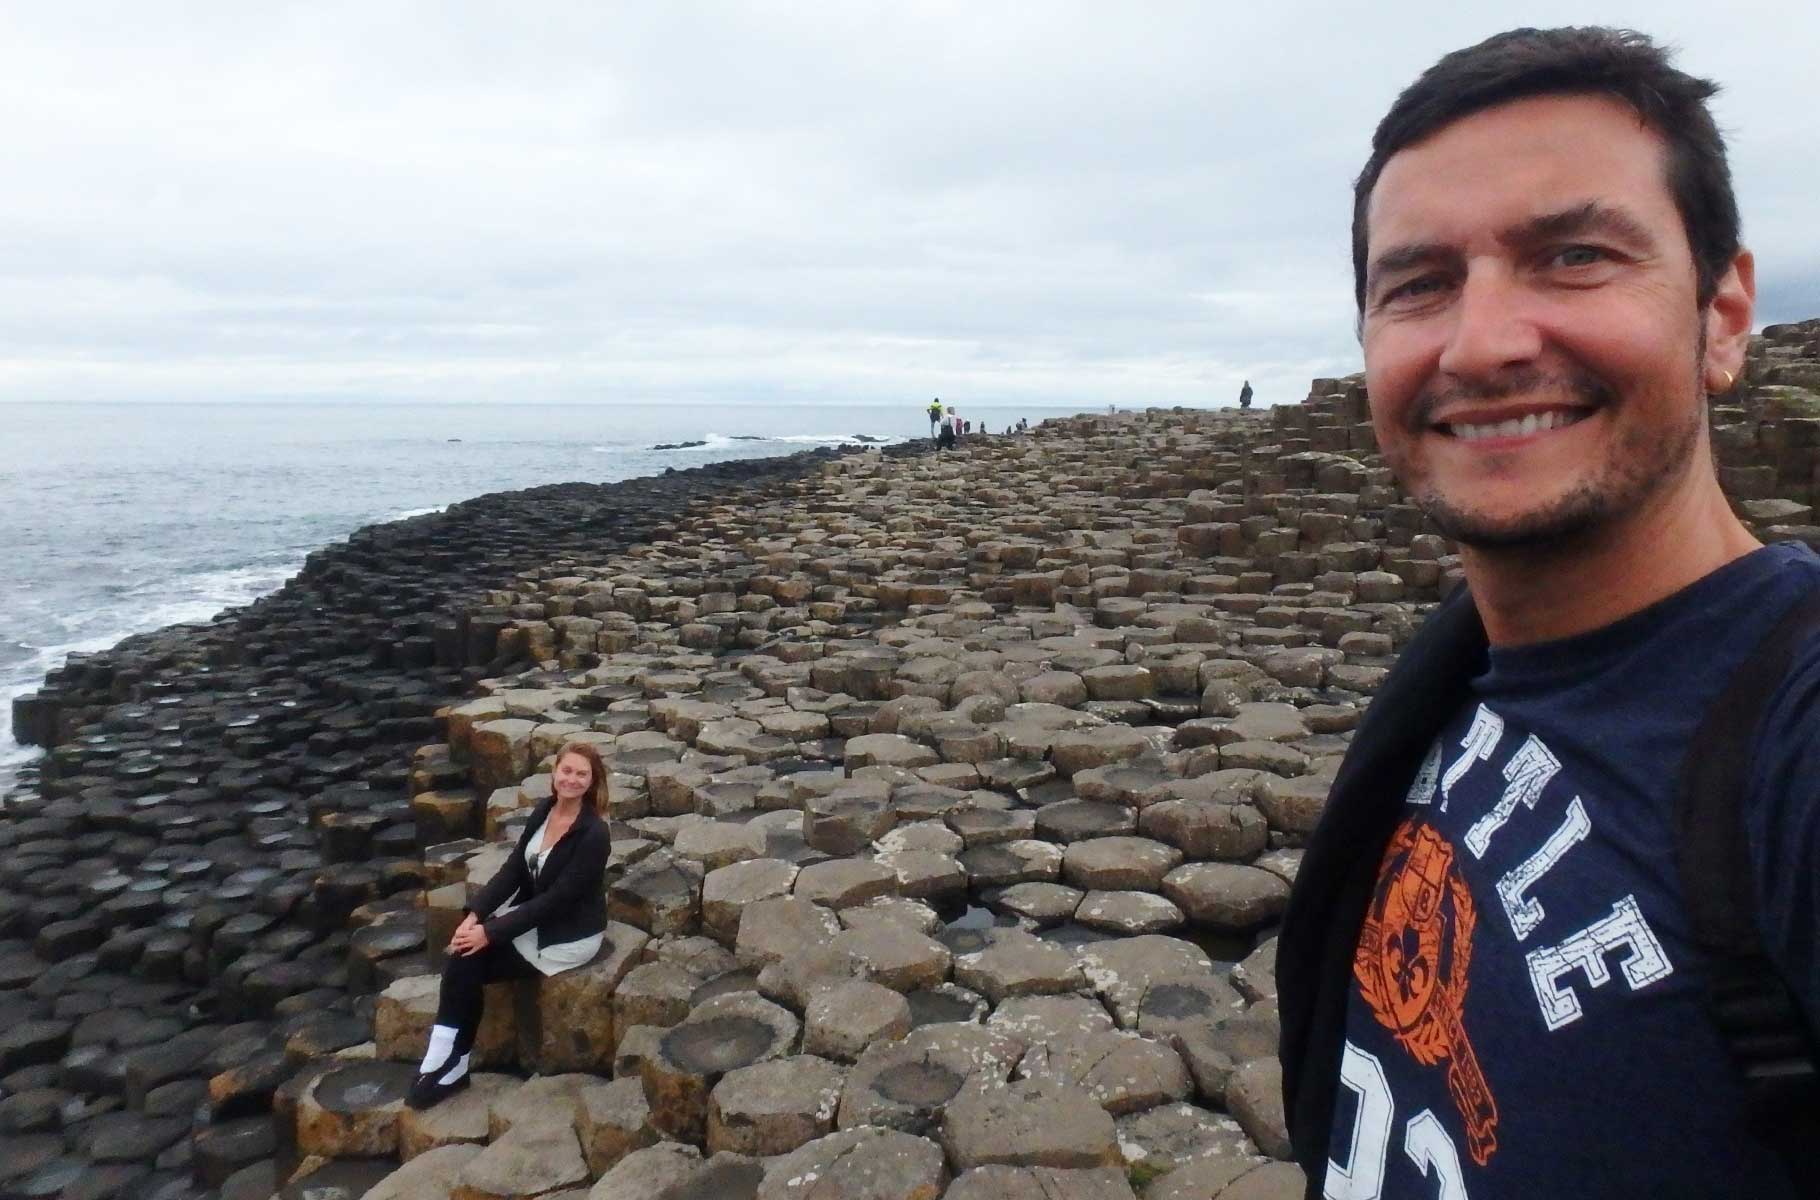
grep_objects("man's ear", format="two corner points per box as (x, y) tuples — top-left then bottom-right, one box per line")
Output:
(1704, 249), (1755, 391)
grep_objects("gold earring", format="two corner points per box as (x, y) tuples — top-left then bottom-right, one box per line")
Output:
(1719, 369), (1735, 392)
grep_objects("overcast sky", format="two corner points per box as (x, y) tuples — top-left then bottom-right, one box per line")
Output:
(1, 2), (1814, 411)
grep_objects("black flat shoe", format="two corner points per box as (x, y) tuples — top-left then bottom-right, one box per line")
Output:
(406, 1070), (470, 1110)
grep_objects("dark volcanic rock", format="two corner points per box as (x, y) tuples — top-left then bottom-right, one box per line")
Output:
(1, 448), (886, 1196)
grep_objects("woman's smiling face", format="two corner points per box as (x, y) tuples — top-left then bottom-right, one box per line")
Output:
(553, 752), (593, 804)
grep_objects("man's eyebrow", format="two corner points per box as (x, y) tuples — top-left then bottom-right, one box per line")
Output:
(1499, 201), (1658, 251)
(1365, 243), (1459, 295)
(1365, 202), (1658, 301)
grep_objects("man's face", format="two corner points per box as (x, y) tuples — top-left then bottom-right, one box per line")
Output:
(1360, 93), (1711, 548)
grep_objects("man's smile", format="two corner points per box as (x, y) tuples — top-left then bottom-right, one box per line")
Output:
(1430, 406), (1596, 445)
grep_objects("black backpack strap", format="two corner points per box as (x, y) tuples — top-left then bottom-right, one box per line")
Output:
(1676, 588), (1820, 1184)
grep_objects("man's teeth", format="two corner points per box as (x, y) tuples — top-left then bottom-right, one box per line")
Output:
(1450, 410), (1585, 441)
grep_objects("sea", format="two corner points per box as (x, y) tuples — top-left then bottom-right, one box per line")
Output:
(0, 398), (1075, 792)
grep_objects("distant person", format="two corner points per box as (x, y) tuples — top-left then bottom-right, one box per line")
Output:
(927, 398), (943, 440)
(1018, 418), (1028, 433)
(939, 406), (957, 450)
(408, 741), (613, 1109)
(1239, 379), (1254, 410)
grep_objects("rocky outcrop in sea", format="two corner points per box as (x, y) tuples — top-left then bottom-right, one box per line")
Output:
(4, 317), (1819, 1200)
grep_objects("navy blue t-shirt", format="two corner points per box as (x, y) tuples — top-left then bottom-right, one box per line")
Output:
(1324, 543), (1820, 1199)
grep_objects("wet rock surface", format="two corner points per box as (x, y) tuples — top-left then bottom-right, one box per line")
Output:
(11, 326), (1820, 1196)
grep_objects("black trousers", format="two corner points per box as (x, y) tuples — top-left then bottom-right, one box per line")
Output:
(433, 938), (537, 1057)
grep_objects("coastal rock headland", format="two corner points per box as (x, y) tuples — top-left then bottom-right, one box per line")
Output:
(5, 318), (1820, 1200)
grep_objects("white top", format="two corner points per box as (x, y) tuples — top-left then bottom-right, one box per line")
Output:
(505, 816), (603, 976)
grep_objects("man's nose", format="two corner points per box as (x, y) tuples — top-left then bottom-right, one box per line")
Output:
(1436, 266), (1543, 380)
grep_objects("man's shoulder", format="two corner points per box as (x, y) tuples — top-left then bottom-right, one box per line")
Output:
(1759, 548), (1820, 721)
(1735, 547), (1820, 833)
(1746, 542), (1820, 678)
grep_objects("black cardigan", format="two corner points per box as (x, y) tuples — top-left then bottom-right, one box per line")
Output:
(466, 799), (612, 949)
(1277, 588), (1488, 1194)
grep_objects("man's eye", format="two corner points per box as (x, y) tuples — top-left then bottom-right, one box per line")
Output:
(1551, 245), (1607, 268)
(1382, 276), (1446, 304)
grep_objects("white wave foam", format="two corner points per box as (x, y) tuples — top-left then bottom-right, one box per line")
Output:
(773, 433), (902, 445)
(652, 432), (902, 451)
(123, 560), (301, 611)
(388, 505), (446, 521)
(0, 554), (307, 787)
(653, 433), (742, 452)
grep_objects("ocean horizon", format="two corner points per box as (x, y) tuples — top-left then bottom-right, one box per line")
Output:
(0, 396), (1117, 790)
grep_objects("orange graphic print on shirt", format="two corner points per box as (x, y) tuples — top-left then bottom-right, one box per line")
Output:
(1355, 818), (1501, 1165)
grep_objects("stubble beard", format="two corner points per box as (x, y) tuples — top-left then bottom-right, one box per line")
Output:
(1399, 363), (1706, 551)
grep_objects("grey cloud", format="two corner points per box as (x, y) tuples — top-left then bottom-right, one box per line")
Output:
(0, 1), (1813, 409)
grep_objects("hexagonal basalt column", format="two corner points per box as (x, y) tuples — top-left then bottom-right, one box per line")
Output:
(803, 781), (896, 855)
(951, 929), (1085, 1004)
(939, 1078), (1120, 1171)
(1016, 1028), (1192, 1116)
(702, 858), (800, 944)
(755, 1127), (949, 1200)
(449, 1123), (591, 1200)
(294, 1061), (416, 1159)
(641, 993), (801, 1143)
(804, 980), (913, 1062)
(838, 1023), (1025, 1135)
(515, 922), (648, 1072)
(793, 858), (898, 909)
(610, 850), (705, 936)
(397, 1073), (516, 1160)
(706, 1053), (846, 1156)
(576, 1076), (660, 1176)
(735, 896), (842, 971)
(375, 975), (518, 1070)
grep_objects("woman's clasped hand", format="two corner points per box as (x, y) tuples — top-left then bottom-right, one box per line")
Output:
(448, 913), (490, 955)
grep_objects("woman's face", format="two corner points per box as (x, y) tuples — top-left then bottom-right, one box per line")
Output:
(553, 752), (593, 804)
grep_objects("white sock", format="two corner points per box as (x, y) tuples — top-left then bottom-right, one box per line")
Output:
(419, 1024), (457, 1075)
(436, 1053), (471, 1086)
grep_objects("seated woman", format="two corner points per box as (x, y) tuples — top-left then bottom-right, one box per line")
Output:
(408, 740), (613, 1109)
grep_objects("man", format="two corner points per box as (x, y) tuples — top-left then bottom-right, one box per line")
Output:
(928, 398), (943, 441)
(1276, 27), (1818, 1198)
(938, 405), (957, 450)
(1240, 379), (1254, 410)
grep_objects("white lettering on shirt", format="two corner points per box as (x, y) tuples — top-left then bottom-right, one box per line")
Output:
(1496, 795), (1592, 941)
(1525, 894), (1674, 1031)
(1406, 740), (1442, 807)
(1440, 704), (1504, 810)
(1325, 1042), (1395, 1199)
(1326, 1043), (1472, 1200)
(1404, 1109), (1470, 1199)
(1465, 734), (1559, 858)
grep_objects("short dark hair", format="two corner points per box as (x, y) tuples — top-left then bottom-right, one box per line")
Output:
(1352, 27), (1739, 313)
